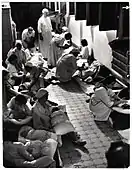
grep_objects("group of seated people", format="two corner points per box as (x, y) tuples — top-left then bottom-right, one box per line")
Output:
(3, 27), (89, 167)
(2, 24), (130, 168)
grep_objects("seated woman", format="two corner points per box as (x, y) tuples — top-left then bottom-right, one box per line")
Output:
(6, 40), (27, 71)
(55, 48), (80, 83)
(3, 130), (57, 168)
(6, 94), (32, 125)
(6, 54), (24, 86)
(80, 39), (90, 59)
(21, 62), (49, 94)
(89, 76), (129, 130)
(3, 94), (32, 144)
(2, 68), (21, 110)
(32, 88), (86, 146)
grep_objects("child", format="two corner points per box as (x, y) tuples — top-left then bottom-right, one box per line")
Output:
(80, 39), (89, 59)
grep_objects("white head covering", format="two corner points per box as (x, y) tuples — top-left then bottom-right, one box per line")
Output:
(42, 8), (49, 14)
(51, 32), (56, 37)
(35, 88), (48, 99)
(62, 26), (68, 32)
(15, 40), (22, 46)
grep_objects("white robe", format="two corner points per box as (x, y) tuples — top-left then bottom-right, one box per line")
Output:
(48, 34), (65, 67)
(37, 15), (52, 59)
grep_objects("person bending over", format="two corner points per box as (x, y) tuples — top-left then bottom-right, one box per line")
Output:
(55, 48), (80, 83)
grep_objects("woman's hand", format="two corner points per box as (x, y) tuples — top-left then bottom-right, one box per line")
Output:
(113, 100), (127, 107)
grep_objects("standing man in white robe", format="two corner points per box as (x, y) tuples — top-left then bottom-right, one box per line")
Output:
(37, 8), (52, 60)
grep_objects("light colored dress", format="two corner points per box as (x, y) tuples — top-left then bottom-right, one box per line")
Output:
(37, 15), (52, 59)
(24, 65), (48, 92)
(89, 87), (114, 121)
(56, 53), (77, 82)
(81, 46), (89, 59)
(48, 34), (65, 67)
(32, 101), (52, 130)
(6, 47), (27, 71)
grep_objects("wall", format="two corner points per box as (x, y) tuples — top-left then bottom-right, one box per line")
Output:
(92, 26), (116, 68)
(67, 15), (117, 69)
(67, 15), (81, 46)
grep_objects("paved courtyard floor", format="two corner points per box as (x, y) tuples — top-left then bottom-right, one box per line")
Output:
(46, 79), (121, 168)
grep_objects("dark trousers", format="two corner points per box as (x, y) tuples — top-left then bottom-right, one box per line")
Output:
(110, 111), (130, 130)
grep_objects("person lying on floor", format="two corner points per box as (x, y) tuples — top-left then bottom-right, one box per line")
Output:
(18, 125), (63, 166)
(3, 130), (57, 168)
(89, 76), (129, 129)
(25, 45), (47, 67)
(32, 88), (86, 146)
(53, 48), (80, 83)
(5, 94), (32, 126)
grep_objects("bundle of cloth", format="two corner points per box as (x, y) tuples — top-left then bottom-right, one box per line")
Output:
(50, 105), (75, 135)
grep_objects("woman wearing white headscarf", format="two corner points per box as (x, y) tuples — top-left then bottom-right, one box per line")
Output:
(37, 8), (52, 60)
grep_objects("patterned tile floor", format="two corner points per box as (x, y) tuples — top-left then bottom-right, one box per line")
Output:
(46, 79), (121, 168)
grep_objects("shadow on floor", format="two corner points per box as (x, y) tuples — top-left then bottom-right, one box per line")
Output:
(59, 135), (89, 166)
(58, 79), (84, 94)
(95, 121), (121, 141)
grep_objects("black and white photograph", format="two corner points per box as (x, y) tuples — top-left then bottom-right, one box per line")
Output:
(2, 1), (130, 168)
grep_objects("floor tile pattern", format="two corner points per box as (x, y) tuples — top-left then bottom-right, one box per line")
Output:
(46, 79), (121, 168)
